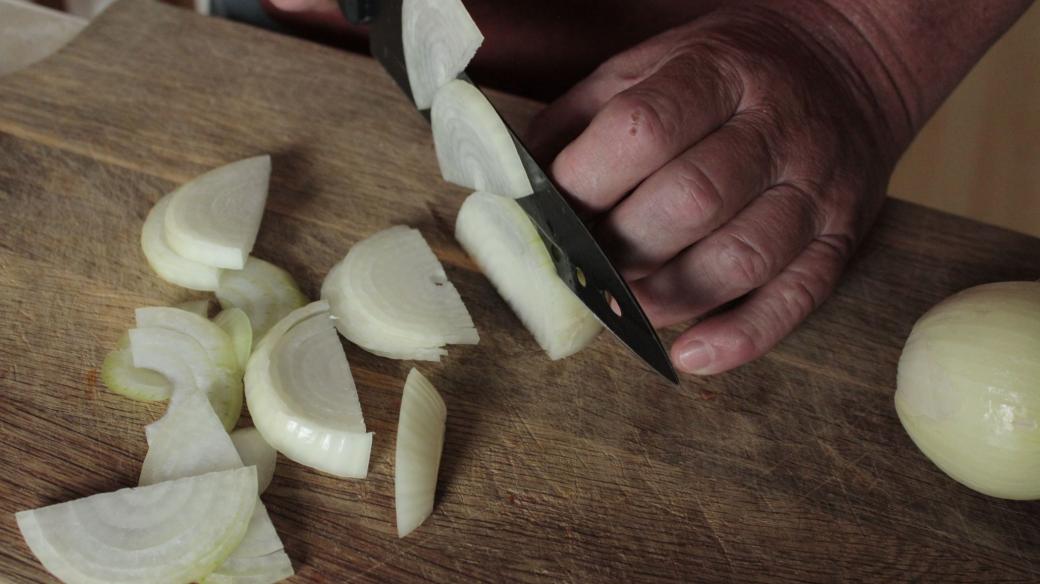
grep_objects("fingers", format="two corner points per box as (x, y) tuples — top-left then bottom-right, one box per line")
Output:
(551, 55), (743, 214)
(631, 183), (823, 328)
(596, 114), (778, 279)
(668, 236), (851, 374)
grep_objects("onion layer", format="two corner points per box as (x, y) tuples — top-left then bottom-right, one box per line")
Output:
(395, 368), (446, 538)
(101, 333), (172, 402)
(217, 257), (309, 342)
(141, 193), (222, 291)
(215, 308), (254, 372)
(231, 427), (278, 494)
(402, 0), (483, 109)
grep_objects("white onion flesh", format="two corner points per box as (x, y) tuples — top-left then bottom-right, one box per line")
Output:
(175, 298), (212, 318)
(16, 467), (257, 584)
(395, 368), (446, 538)
(217, 257), (309, 342)
(245, 301), (373, 478)
(455, 192), (601, 359)
(164, 156), (271, 270)
(231, 427), (277, 494)
(321, 226), (478, 361)
(137, 306), (239, 372)
(203, 505), (294, 584)
(215, 308), (254, 372)
(896, 281), (1040, 499)
(101, 333), (172, 402)
(402, 0), (483, 109)
(141, 193), (223, 291)
(431, 80), (532, 198)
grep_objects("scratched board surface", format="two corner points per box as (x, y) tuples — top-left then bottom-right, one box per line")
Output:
(1, 2), (1039, 582)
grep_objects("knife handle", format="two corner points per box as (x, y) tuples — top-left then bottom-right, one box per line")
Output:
(338, 0), (377, 24)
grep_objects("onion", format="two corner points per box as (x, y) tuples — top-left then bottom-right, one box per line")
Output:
(455, 192), (601, 359)
(402, 0), (483, 109)
(321, 226), (478, 361)
(431, 80), (532, 198)
(230, 427), (277, 494)
(214, 308), (253, 372)
(101, 333), (172, 402)
(164, 156), (271, 270)
(141, 193), (222, 291)
(217, 257), (309, 342)
(175, 298), (212, 318)
(245, 301), (373, 478)
(203, 506), (294, 584)
(395, 368), (446, 538)
(16, 467), (257, 584)
(136, 307), (239, 372)
(896, 281), (1040, 499)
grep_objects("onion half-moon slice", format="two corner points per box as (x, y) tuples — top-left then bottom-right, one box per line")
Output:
(141, 193), (222, 291)
(402, 0), (483, 109)
(217, 257), (309, 342)
(231, 427), (278, 494)
(395, 368), (447, 538)
(101, 333), (172, 402)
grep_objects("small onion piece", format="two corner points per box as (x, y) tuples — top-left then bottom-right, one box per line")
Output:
(215, 308), (254, 372)
(136, 306), (239, 372)
(203, 506), (294, 584)
(217, 257), (309, 342)
(395, 368), (446, 538)
(176, 298), (212, 318)
(164, 155), (271, 270)
(16, 467), (257, 584)
(402, 0), (483, 109)
(456, 192), (601, 359)
(896, 281), (1040, 500)
(231, 427), (278, 494)
(101, 333), (172, 402)
(431, 80), (532, 198)
(321, 226), (478, 361)
(141, 193), (222, 291)
(245, 301), (373, 478)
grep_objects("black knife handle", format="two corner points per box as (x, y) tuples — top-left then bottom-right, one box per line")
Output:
(338, 0), (377, 24)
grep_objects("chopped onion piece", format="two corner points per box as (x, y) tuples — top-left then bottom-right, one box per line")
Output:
(16, 467), (257, 584)
(321, 226), (478, 361)
(245, 301), (373, 478)
(456, 192), (601, 359)
(431, 80), (532, 198)
(217, 257), (309, 342)
(136, 306), (239, 372)
(101, 333), (172, 402)
(395, 368), (446, 538)
(164, 156), (271, 270)
(203, 505), (294, 584)
(141, 193), (222, 291)
(231, 427), (277, 494)
(176, 298), (212, 318)
(215, 308), (254, 371)
(402, 0), (483, 109)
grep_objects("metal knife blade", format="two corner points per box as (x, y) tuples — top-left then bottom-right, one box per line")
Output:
(340, 0), (678, 383)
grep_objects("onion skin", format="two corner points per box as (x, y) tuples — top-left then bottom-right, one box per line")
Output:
(895, 281), (1040, 500)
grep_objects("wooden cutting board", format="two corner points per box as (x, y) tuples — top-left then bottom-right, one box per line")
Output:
(1, 2), (1039, 582)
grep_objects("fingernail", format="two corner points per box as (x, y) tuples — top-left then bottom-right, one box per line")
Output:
(677, 340), (713, 374)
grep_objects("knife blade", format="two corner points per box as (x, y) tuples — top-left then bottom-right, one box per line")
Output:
(339, 0), (678, 383)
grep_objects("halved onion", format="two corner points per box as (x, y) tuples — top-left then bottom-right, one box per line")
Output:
(141, 193), (222, 291)
(215, 308), (253, 372)
(456, 192), (601, 359)
(101, 333), (172, 402)
(175, 298), (212, 318)
(245, 301), (373, 478)
(402, 0), (483, 109)
(431, 80), (532, 198)
(217, 257), (309, 342)
(16, 467), (257, 584)
(231, 427), (277, 494)
(321, 226), (478, 361)
(164, 156), (271, 270)
(395, 368), (446, 538)
(136, 306), (239, 372)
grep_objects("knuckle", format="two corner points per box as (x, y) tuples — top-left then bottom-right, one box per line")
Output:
(669, 159), (724, 228)
(717, 233), (772, 290)
(725, 325), (762, 364)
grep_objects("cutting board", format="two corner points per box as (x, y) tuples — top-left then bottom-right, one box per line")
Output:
(2, 2), (1039, 582)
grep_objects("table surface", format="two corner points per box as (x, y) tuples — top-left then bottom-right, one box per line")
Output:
(1, 1), (1039, 582)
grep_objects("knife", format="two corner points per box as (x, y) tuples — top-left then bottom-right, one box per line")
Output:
(338, 0), (678, 384)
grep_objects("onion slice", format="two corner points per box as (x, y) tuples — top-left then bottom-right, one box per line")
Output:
(215, 308), (254, 372)
(402, 0), (483, 109)
(175, 298), (212, 318)
(456, 192), (601, 359)
(203, 506), (294, 584)
(101, 333), (172, 402)
(16, 467), (257, 584)
(321, 226), (478, 361)
(231, 427), (277, 494)
(217, 257), (309, 342)
(395, 368), (446, 538)
(431, 80), (532, 198)
(137, 306), (239, 372)
(245, 301), (373, 478)
(141, 193), (222, 291)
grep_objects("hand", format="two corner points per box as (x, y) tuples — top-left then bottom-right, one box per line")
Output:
(526, 2), (906, 375)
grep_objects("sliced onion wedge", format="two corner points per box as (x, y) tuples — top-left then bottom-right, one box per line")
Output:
(175, 298), (212, 318)
(101, 333), (172, 402)
(395, 368), (446, 538)
(16, 467), (257, 584)
(431, 80), (532, 198)
(164, 155), (271, 270)
(217, 257), (309, 342)
(141, 193), (222, 291)
(245, 301), (373, 478)
(321, 226), (478, 361)
(402, 0), (483, 109)
(215, 308), (254, 372)
(456, 192), (601, 359)
(203, 506), (294, 584)
(231, 427), (277, 494)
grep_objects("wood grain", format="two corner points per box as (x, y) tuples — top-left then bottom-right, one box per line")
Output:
(1, 2), (1039, 582)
